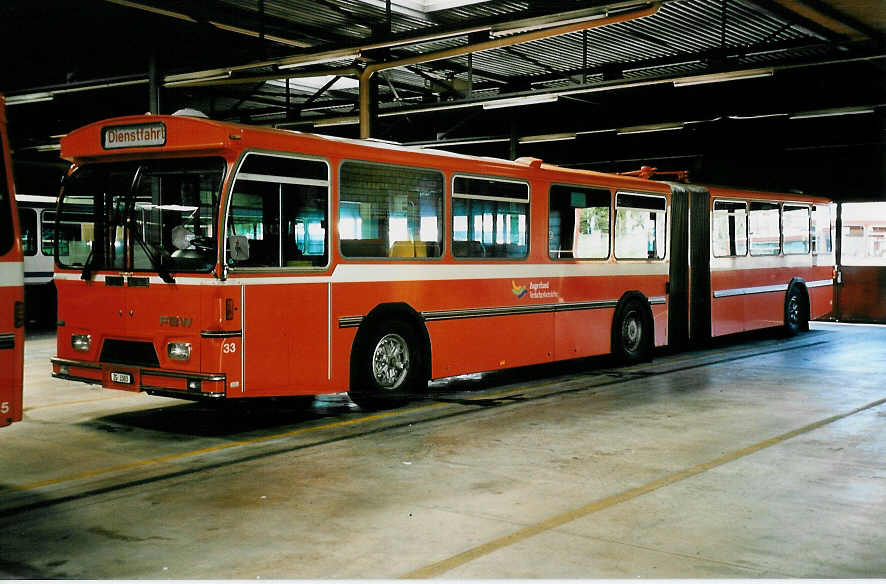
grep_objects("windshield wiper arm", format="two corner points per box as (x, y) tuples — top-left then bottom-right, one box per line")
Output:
(80, 249), (96, 281)
(124, 165), (175, 284)
(131, 220), (176, 284)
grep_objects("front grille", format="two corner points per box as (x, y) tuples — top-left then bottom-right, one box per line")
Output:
(100, 339), (160, 367)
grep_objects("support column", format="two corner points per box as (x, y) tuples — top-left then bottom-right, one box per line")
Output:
(149, 54), (161, 115)
(359, 70), (380, 139)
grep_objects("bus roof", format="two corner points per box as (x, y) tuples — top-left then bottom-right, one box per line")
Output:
(59, 113), (828, 202)
(59, 113), (666, 190)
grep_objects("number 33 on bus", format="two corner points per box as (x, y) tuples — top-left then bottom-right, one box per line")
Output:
(50, 113), (835, 409)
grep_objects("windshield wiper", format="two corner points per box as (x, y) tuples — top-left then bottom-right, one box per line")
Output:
(131, 221), (176, 284)
(125, 165), (175, 284)
(80, 248), (96, 281)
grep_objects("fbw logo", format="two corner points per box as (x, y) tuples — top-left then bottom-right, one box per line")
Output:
(160, 315), (193, 327)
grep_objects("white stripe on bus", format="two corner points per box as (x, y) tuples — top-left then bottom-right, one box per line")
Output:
(55, 262), (671, 286)
(0, 262), (25, 286)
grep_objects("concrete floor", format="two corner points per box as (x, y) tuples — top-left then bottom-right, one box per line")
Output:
(1, 322), (885, 579)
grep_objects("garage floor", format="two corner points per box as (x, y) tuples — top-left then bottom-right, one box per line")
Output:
(1, 322), (884, 579)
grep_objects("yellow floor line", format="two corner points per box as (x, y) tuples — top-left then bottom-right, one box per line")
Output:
(23, 394), (135, 412)
(403, 396), (886, 579)
(1, 401), (446, 495)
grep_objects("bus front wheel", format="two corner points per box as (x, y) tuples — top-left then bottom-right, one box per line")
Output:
(348, 319), (425, 410)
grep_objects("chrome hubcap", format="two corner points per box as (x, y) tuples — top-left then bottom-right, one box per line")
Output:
(622, 310), (642, 353)
(372, 333), (410, 389)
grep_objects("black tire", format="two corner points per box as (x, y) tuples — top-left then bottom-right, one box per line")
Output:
(348, 319), (425, 410)
(784, 286), (808, 336)
(612, 298), (652, 364)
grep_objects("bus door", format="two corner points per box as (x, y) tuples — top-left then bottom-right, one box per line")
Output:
(667, 183), (711, 348)
(226, 152), (331, 396)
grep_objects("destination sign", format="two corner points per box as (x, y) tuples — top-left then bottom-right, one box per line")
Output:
(102, 122), (166, 149)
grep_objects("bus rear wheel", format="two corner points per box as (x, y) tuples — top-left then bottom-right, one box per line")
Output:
(348, 320), (425, 410)
(784, 287), (808, 336)
(612, 298), (652, 364)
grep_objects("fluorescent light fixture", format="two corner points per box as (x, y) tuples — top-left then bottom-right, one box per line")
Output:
(673, 68), (774, 87)
(789, 106), (875, 120)
(313, 116), (360, 128)
(491, 7), (608, 36)
(519, 132), (576, 144)
(728, 113), (789, 120)
(354, 0), (488, 16)
(278, 49), (361, 70)
(415, 137), (510, 148)
(617, 122), (683, 135)
(483, 94), (559, 110)
(6, 92), (54, 105)
(209, 21), (312, 48)
(576, 128), (618, 136)
(267, 75), (360, 92)
(164, 73), (232, 87)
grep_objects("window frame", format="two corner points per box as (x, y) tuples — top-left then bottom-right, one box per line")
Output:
(450, 172), (531, 261)
(811, 202), (834, 256)
(711, 199), (749, 258)
(337, 159), (446, 261)
(224, 149), (332, 273)
(781, 202), (811, 256)
(613, 191), (668, 261)
(19, 207), (38, 257)
(547, 182), (612, 261)
(748, 199), (782, 257)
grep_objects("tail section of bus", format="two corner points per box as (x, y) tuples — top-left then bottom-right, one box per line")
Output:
(0, 94), (25, 426)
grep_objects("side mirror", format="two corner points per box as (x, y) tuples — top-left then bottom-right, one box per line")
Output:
(228, 235), (249, 262)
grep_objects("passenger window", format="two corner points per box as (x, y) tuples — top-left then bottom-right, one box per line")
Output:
(227, 153), (329, 268)
(783, 204), (810, 254)
(811, 204), (833, 254)
(18, 208), (37, 256)
(339, 161), (443, 259)
(40, 211), (57, 256)
(712, 200), (748, 257)
(452, 175), (529, 259)
(614, 193), (666, 260)
(548, 185), (610, 259)
(749, 201), (781, 256)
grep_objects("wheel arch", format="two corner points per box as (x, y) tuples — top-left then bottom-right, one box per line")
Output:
(610, 290), (655, 358)
(349, 302), (432, 386)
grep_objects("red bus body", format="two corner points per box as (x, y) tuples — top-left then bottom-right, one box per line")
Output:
(50, 114), (833, 406)
(0, 95), (25, 426)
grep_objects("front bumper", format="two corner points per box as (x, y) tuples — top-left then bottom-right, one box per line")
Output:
(51, 357), (227, 399)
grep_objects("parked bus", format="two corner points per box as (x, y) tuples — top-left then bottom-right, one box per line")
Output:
(16, 194), (59, 327)
(50, 114), (835, 409)
(0, 94), (25, 426)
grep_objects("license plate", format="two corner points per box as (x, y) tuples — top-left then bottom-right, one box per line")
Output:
(110, 372), (133, 384)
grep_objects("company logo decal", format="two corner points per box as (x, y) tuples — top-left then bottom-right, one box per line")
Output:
(512, 280), (559, 300)
(160, 315), (193, 327)
(511, 281), (528, 298)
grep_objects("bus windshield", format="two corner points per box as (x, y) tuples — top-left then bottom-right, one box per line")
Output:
(56, 157), (225, 275)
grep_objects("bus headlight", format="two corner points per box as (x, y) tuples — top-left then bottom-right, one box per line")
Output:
(167, 342), (192, 361)
(71, 334), (91, 352)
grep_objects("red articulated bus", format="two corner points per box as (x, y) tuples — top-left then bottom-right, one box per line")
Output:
(0, 94), (25, 426)
(50, 113), (835, 409)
